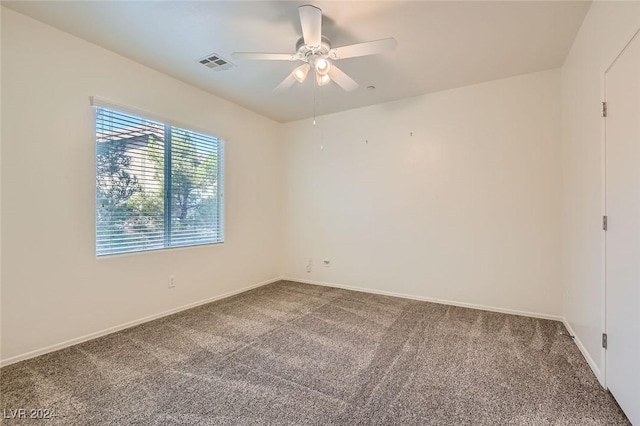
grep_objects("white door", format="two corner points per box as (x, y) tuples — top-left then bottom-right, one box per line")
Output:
(605, 28), (640, 426)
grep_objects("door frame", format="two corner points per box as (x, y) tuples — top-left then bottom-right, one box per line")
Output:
(601, 25), (640, 390)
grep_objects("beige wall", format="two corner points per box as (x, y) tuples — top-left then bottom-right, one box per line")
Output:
(0, 8), (284, 363)
(561, 1), (640, 384)
(282, 69), (563, 318)
(0, 6), (4, 365)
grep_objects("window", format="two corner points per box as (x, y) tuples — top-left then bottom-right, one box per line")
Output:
(95, 106), (224, 255)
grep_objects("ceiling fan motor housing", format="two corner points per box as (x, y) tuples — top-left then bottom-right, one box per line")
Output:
(296, 36), (332, 60)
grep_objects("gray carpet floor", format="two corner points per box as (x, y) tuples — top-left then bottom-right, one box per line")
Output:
(0, 280), (630, 425)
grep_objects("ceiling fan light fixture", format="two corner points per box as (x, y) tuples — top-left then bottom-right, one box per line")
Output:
(316, 72), (331, 86)
(315, 57), (331, 75)
(292, 63), (310, 83)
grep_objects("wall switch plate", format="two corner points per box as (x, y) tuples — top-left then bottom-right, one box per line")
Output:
(168, 275), (176, 289)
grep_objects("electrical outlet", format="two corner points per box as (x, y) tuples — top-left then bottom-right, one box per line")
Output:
(306, 259), (313, 273)
(323, 259), (331, 267)
(168, 275), (176, 289)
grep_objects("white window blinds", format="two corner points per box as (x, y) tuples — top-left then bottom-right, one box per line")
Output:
(95, 106), (224, 255)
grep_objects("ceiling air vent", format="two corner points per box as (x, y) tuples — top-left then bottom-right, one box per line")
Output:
(198, 53), (234, 71)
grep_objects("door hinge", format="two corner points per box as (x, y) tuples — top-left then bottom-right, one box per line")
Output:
(603, 215), (608, 231)
(602, 101), (608, 118)
(602, 333), (608, 349)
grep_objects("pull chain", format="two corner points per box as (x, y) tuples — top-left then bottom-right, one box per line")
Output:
(313, 74), (317, 126)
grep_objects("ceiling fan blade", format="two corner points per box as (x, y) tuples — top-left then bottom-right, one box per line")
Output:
(299, 5), (322, 48)
(328, 65), (358, 92)
(232, 52), (297, 61)
(329, 38), (397, 60)
(274, 73), (297, 93)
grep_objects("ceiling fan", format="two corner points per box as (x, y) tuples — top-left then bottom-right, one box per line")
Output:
(232, 5), (397, 92)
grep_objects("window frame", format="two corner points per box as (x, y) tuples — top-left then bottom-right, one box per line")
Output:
(92, 97), (225, 257)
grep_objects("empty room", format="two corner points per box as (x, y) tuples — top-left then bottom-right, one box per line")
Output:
(1, 0), (639, 424)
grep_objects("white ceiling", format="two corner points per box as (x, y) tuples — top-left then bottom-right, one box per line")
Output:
(3, 1), (591, 123)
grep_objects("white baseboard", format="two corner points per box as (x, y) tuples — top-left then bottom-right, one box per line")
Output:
(562, 318), (605, 387)
(0, 277), (281, 368)
(282, 277), (563, 321)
